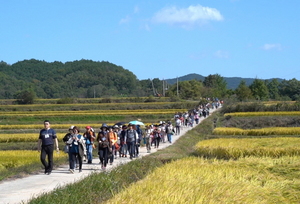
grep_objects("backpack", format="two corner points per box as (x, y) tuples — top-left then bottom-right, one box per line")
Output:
(167, 126), (173, 133)
(127, 130), (136, 142)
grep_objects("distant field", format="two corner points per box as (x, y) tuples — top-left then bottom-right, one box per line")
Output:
(224, 111), (300, 117)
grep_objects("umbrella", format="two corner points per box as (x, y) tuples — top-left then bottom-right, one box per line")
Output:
(128, 120), (145, 126)
(114, 122), (127, 126)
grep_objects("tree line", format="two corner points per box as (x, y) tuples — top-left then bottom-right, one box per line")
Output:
(0, 59), (299, 103)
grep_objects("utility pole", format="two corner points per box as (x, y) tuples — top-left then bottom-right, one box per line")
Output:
(151, 79), (156, 96)
(177, 77), (179, 97)
(162, 79), (165, 97)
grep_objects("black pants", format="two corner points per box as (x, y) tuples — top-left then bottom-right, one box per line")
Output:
(126, 141), (135, 158)
(98, 147), (109, 167)
(40, 144), (54, 173)
(154, 137), (161, 148)
(109, 145), (115, 164)
(70, 153), (83, 170)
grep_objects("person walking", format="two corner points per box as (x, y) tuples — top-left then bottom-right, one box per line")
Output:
(135, 125), (143, 157)
(160, 122), (166, 143)
(37, 120), (59, 175)
(62, 126), (75, 169)
(67, 126), (85, 173)
(152, 128), (162, 148)
(83, 126), (95, 164)
(144, 125), (152, 153)
(114, 125), (121, 158)
(107, 126), (117, 165)
(119, 125), (128, 157)
(175, 116), (181, 135)
(124, 124), (137, 159)
(96, 131), (111, 170)
(166, 122), (174, 143)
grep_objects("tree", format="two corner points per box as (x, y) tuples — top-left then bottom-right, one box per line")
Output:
(14, 89), (36, 104)
(279, 78), (300, 101)
(266, 79), (280, 100)
(249, 79), (269, 100)
(235, 80), (253, 101)
(203, 74), (227, 98)
(166, 79), (203, 99)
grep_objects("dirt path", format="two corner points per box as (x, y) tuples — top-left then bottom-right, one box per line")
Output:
(0, 108), (218, 204)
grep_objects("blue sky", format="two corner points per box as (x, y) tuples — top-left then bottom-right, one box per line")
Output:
(1, 0), (299, 80)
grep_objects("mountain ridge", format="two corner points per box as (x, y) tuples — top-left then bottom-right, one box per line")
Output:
(165, 73), (284, 89)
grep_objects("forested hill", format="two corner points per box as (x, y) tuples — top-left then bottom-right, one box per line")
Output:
(0, 59), (143, 99)
(0, 59), (290, 100)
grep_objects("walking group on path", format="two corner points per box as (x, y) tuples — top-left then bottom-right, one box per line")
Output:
(0, 100), (221, 204)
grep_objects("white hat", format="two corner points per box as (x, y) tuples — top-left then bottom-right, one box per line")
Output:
(69, 125), (75, 130)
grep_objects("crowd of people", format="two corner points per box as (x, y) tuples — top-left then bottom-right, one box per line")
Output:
(38, 100), (222, 174)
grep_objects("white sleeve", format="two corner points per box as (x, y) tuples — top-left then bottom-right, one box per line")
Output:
(135, 131), (138, 140)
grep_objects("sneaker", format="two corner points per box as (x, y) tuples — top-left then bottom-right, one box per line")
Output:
(79, 169), (82, 173)
(110, 163), (113, 165)
(69, 169), (75, 174)
(46, 172), (51, 175)
(102, 166), (106, 171)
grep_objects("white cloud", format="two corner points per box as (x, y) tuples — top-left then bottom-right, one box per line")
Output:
(134, 6), (140, 14)
(214, 50), (229, 59)
(119, 15), (131, 24)
(262, 43), (282, 51)
(141, 23), (151, 31)
(152, 4), (223, 28)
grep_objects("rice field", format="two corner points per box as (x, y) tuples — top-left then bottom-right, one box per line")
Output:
(0, 133), (66, 142)
(213, 127), (300, 136)
(0, 109), (185, 116)
(194, 137), (300, 159)
(104, 156), (300, 204)
(224, 111), (300, 117)
(0, 150), (65, 170)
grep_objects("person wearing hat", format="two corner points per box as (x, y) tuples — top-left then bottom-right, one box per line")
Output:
(96, 131), (111, 170)
(83, 126), (96, 164)
(62, 125), (75, 169)
(99, 123), (108, 136)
